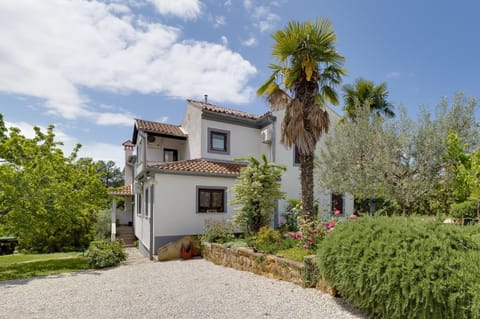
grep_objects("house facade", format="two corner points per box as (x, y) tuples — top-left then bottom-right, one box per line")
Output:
(121, 98), (353, 257)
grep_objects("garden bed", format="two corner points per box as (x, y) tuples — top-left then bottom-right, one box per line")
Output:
(202, 242), (335, 294)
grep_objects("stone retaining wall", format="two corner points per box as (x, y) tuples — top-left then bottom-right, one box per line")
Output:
(202, 242), (335, 295)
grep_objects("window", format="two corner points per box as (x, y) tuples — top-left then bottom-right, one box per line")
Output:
(294, 144), (301, 165)
(144, 188), (149, 218)
(197, 187), (226, 213)
(136, 193), (142, 216)
(208, 128), (230, 154)
(163, 148), (178, 162)
(331, 193), (344, 214)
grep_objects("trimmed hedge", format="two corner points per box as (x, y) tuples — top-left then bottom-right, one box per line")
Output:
(317, 217), (480, 319)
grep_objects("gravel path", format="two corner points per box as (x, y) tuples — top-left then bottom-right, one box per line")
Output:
(0, 250), (364, 319)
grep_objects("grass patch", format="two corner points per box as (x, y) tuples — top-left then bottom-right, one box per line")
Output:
(277, 247), (310, 262)
(0, 252), (89, 281)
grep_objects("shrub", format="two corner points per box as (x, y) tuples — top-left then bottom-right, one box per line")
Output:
(280, 199), (302, 232)
(317, 217), (480, 319)
(201, 219), (234, 244)
(255, 227), (281, 254)
(85, 240), (127, 269)
(450, 200), (478, 219)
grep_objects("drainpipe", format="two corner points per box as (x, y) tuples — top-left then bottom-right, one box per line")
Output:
(272, 117), (279, 228)
(149, 183), (154, 260)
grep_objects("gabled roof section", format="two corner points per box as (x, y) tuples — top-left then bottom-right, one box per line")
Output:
(148, 158), (245, 177)
(133, 119), (187, 144)
(187, 99), (269, 120)
(108, 185), (133, 196)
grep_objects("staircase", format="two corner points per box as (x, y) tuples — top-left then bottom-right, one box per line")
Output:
(116, 226), (136, 247)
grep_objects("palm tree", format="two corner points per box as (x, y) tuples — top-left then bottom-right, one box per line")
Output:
(342, 78), (394, 120)
(258, 19), (345, 219)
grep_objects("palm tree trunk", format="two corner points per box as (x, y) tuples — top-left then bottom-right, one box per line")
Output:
(300, 152), (315, 219)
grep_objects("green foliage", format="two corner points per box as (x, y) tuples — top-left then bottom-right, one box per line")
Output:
(317, 217), (480, 319)
(254, 227), (281, 254)
(95, 209), (112, 240)
(201, 219), (234, 244)
(280, 199), (302, 232)
(450, 200), (478, 219)
(0, 116), (107, 252)
(319, 92), (479, 215)
(96, 160), (124, 188)
(302, 255), (319, 288)
(0, 252), (89, 281)
(232, 154), (286, 234)
(277, 247), (310, 263)
(85, 240), (126, 269)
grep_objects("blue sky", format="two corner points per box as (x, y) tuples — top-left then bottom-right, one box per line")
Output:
(0, 0), (478, 167)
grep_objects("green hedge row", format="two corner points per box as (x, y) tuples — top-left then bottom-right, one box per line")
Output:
(317, 217), (480, 319)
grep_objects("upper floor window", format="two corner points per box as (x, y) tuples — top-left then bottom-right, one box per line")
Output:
(208, 128), (230, 154)
(163, 148), (178, 162)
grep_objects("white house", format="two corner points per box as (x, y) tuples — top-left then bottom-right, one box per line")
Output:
(116, 98), (353, 257)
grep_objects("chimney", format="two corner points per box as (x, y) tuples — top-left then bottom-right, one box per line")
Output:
(122, 140), (134, 187)
(204, 94), (208, 104)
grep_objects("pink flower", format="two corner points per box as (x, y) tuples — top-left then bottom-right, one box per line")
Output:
(334, 209), (341, 216)
(303, 244), (309, 249)
(312, 229), (318, 235)
(307, 237), (313, 243)
(350, 214), (358, 220)
(295, 233), (302, 239)
(326, 228), (333, 234)
(327, 221), (336, 229)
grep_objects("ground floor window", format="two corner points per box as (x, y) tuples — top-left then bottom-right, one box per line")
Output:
(197, 187), (226, 213)
(331, 193), (344, 214)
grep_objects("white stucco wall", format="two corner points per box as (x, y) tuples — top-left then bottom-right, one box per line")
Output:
(145, 136), (186, 163)
(201, 119), (263, 161)
(182, 103), (202, 159)
(153, 173), (238, 237)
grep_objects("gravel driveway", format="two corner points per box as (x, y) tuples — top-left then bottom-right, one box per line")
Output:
(0, 250), (364, 319)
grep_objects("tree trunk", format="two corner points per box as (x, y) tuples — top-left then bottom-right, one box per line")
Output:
(300, 152), (315, 219)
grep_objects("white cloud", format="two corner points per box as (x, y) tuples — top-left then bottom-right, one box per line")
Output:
(253, 6), (280, 32)
(386, 71), (401, 79)
(213, 15), (226, 28)
(224, 0), (232, 7)
(78, 142), (125, 168)
(0, 1), (256, 124)
(242, 36), (257, 47)
(149, 0), (202, 19)
(5, 120), (125, 167)
(221, 36), (228, 46)
(243, 0), (253, 10)
(158, 116), (169, 123)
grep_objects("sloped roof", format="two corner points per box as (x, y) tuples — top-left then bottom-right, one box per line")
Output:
(148, 159), (245, 176)
(108, 185), (133, 196)
(134, 119), (186, 138)
(187, 99), (267, 120)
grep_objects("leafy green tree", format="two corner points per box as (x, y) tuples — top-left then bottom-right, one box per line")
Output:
(0, 115), (107, 252)
(96, 160), (124, 188)
(342, 78), (394, 120)
(232, 154), (286, 235)
(257, 19), (345, 219)
(318, 93), (478, 215)
(317, 104), (388, 213)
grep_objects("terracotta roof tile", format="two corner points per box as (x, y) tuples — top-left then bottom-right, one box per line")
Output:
(188, 99), (266, 120)
(135, 119), (186, 138)
(108, 185), (132, 196)
(148, 159), (245, 176)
